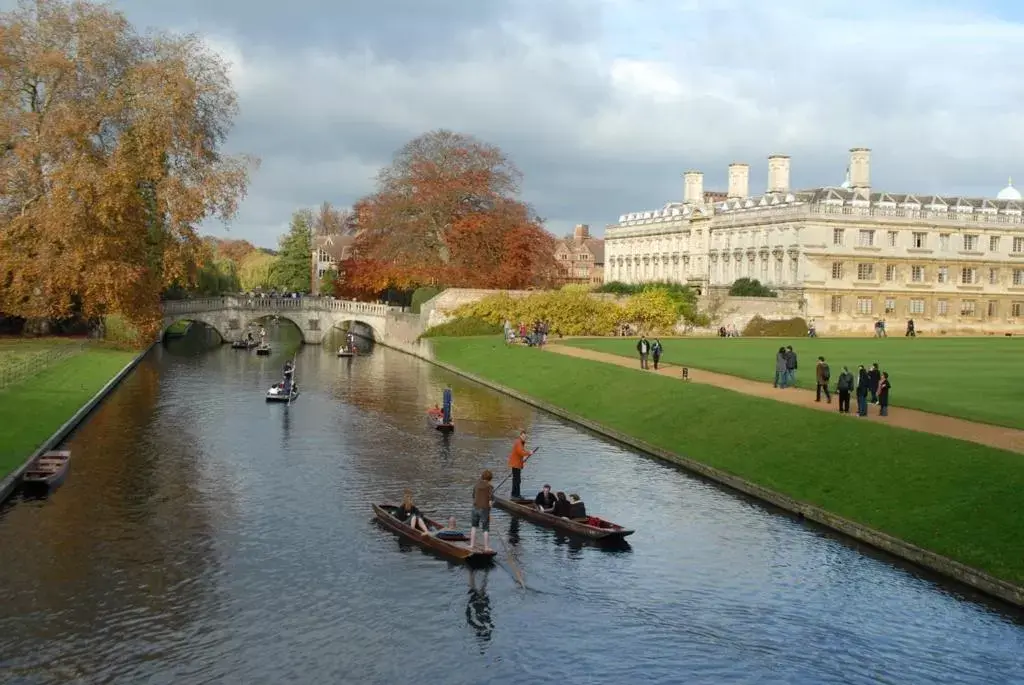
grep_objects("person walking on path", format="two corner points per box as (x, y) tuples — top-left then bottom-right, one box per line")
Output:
(868, 363), (881, 404)
(507, 430), (533, 499)
(836, 366), (854, 414)
(774, 347), (788, 388)
(651, 339), (663, 370)
(815, 356), (832, 403)
(856, 365), (870, 416)
(878, 372), (891, 416)
(470, 469), (494, 553)
(637, 336), (651, 370)
(784, 346), (798, 387)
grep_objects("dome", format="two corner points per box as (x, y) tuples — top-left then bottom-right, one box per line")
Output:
(997, 177), (1021, 201)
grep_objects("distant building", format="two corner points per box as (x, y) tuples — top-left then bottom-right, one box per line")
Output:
(554, 224), (604, 285)
(310, 234), (355, 295)
(604, 146), (1024, 333)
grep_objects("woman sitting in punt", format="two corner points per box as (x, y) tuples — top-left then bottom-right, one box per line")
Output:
(552, 491), (571, 517)
(434, 516), (467, 540)
(568, 493), (587, 519)
(395, 489), (430, 535)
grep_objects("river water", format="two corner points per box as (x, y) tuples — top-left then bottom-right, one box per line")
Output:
(1, 324), (1023, 684)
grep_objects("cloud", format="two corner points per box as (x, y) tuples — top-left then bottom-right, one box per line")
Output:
(8, 0), (1024, 246)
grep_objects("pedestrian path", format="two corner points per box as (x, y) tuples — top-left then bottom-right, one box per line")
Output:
(545, 344), (1024, 454)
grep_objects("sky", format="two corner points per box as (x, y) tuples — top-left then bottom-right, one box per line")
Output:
(8, 0), (1024, 248)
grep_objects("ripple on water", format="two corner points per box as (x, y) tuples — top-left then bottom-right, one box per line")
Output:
(0, 344), (1022, 684)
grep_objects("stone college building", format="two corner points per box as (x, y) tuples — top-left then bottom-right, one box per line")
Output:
(604, 147), (1024, 334)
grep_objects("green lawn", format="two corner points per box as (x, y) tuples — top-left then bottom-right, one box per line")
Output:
(0, 346), (138, 479)
(0, 337), (86, 380)
(563, 336), (1024, 430)
(431, 336), (1024, 586)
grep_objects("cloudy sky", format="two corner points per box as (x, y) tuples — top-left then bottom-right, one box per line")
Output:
(13, 0), (1024, 248)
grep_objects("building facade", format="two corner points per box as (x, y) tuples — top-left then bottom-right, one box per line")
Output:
(604, 147), (1024, 333)
(554, 224), (605, 286)
(310, 234), (355, 295)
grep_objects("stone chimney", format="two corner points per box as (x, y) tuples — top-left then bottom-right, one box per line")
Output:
(727, 163), (749, 199)
(683, 171), (704, 204)
(767, 155), (790, 193)
(573, 224), (590, 241)
(849, 147), (871, 193)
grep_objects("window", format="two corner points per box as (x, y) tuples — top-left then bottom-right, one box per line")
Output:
(857, 263), (874, 280)
(937, 299), (949, 315)
(884, 298), (896, 314)
(990, 269), (999, 285)
(960, 300), (976, 317)
(1014, 269), (1024, 286)
(938, 266), (948, 283)
(1014, 237), (1024, 253)
(912, 232), (927, 249)
(887, 231), (898, 247)
(910, 298), (925, 315)
(1013, 302), (1023, 318)
(940, 234), (950, 251)
(960, 267), (977, 285)
(988, 301), (998, 317)
(858, 229), (875, 247)
(885, 264), (896, 282)
(963, 234), (978, 251)
(830, 295), (843, 313)
(831, 262), (843, 279)
(990, 236), (1000, 252)
(833, 228), (844, 246)
(911, 266), (924, 282)
(857, 297), (873, 314)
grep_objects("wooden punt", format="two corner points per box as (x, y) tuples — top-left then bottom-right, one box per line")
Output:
(232, 339), (256, 349)
(22, 450), (71, 491)
(337, 347), (355, 358)
(493, 496), (634, 541)
(427, 412), (455, 433)
(266, 383), (299, 402)
(255, 344), (271, 356)
(372, 504), (495, 564)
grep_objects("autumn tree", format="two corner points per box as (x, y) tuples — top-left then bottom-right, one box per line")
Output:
(272, 209), (313, 292)
(0, 0), (256, 337)
(314, 201), (355, 236)
(238, 251), (277, 291)
(339, 130), (557, 297)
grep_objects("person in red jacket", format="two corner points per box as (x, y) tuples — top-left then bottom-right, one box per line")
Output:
(507, 430), (533, 499)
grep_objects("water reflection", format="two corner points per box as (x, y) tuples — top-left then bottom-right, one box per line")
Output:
(466, 569), (494, 650)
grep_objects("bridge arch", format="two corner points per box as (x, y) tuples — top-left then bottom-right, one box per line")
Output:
(328, 317), (382, 342)
(244, 314), (307, 344)
(160, 314), (228, 343)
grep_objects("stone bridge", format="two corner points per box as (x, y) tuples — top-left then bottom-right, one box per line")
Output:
(160, 296), (415, 345)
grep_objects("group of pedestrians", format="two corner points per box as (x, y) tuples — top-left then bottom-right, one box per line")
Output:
(776, 347), (892, 417)
(636, 336), (664, 370)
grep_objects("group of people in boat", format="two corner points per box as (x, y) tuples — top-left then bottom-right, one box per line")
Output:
(532, 484), (586, 518)
(426, 386), (453, 425)
(272, 360), (297, 394)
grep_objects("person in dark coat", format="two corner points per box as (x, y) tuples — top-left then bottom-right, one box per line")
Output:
(637, 336), (651, 370)
(856, 365), (870, 416)
(651, 339), (663, 370)
(878, 372), (891, 416)
(867, 363), (881, 404)
(815, 356), (831, 403)
(774, 347), (788, 388)
(835, 366), (854, 414)
(784, 346), (797, 386)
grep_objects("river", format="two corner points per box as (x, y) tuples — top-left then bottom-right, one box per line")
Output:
(1, 324), (1022, 684)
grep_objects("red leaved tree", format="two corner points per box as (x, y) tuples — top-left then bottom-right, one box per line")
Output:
(336, 130), (557, 298)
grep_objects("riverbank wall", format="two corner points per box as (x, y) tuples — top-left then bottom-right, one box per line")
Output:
(385, 337), (1024, 610)
(0, 342), (156, 505)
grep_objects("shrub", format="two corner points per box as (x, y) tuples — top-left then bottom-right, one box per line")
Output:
(451, 290), (624, 336)
(410, 286), (444, 314)
(103, 314), (144, 347)
(742, 315), (808, 337)
(419, 317), (502, 338)
(728, 277), (777, 298)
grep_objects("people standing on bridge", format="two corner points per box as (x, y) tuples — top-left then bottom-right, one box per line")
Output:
(442, 386), (453, 425)
(507, 430), (533, 499)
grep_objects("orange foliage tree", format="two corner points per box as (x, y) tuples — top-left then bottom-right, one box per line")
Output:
(0, 0), (256, 338)
(336, 130), (558, 298)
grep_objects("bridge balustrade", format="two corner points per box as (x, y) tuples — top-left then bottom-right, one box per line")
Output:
(161, 296), (399, 317)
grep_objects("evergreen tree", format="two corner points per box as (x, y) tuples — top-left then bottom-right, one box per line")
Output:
(273, 210), (314, 292)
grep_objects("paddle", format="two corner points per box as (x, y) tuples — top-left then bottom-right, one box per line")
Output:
(495, 446), (541, 493)
(287, 356), (296, 406)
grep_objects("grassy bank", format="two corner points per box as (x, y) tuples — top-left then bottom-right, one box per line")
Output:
(431, 336), (1024, 586)
(0, 345), (138, 478)
(563, 336), (1024, 429)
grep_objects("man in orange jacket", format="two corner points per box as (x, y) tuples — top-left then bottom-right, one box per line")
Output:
(507, 430), (533, 499)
